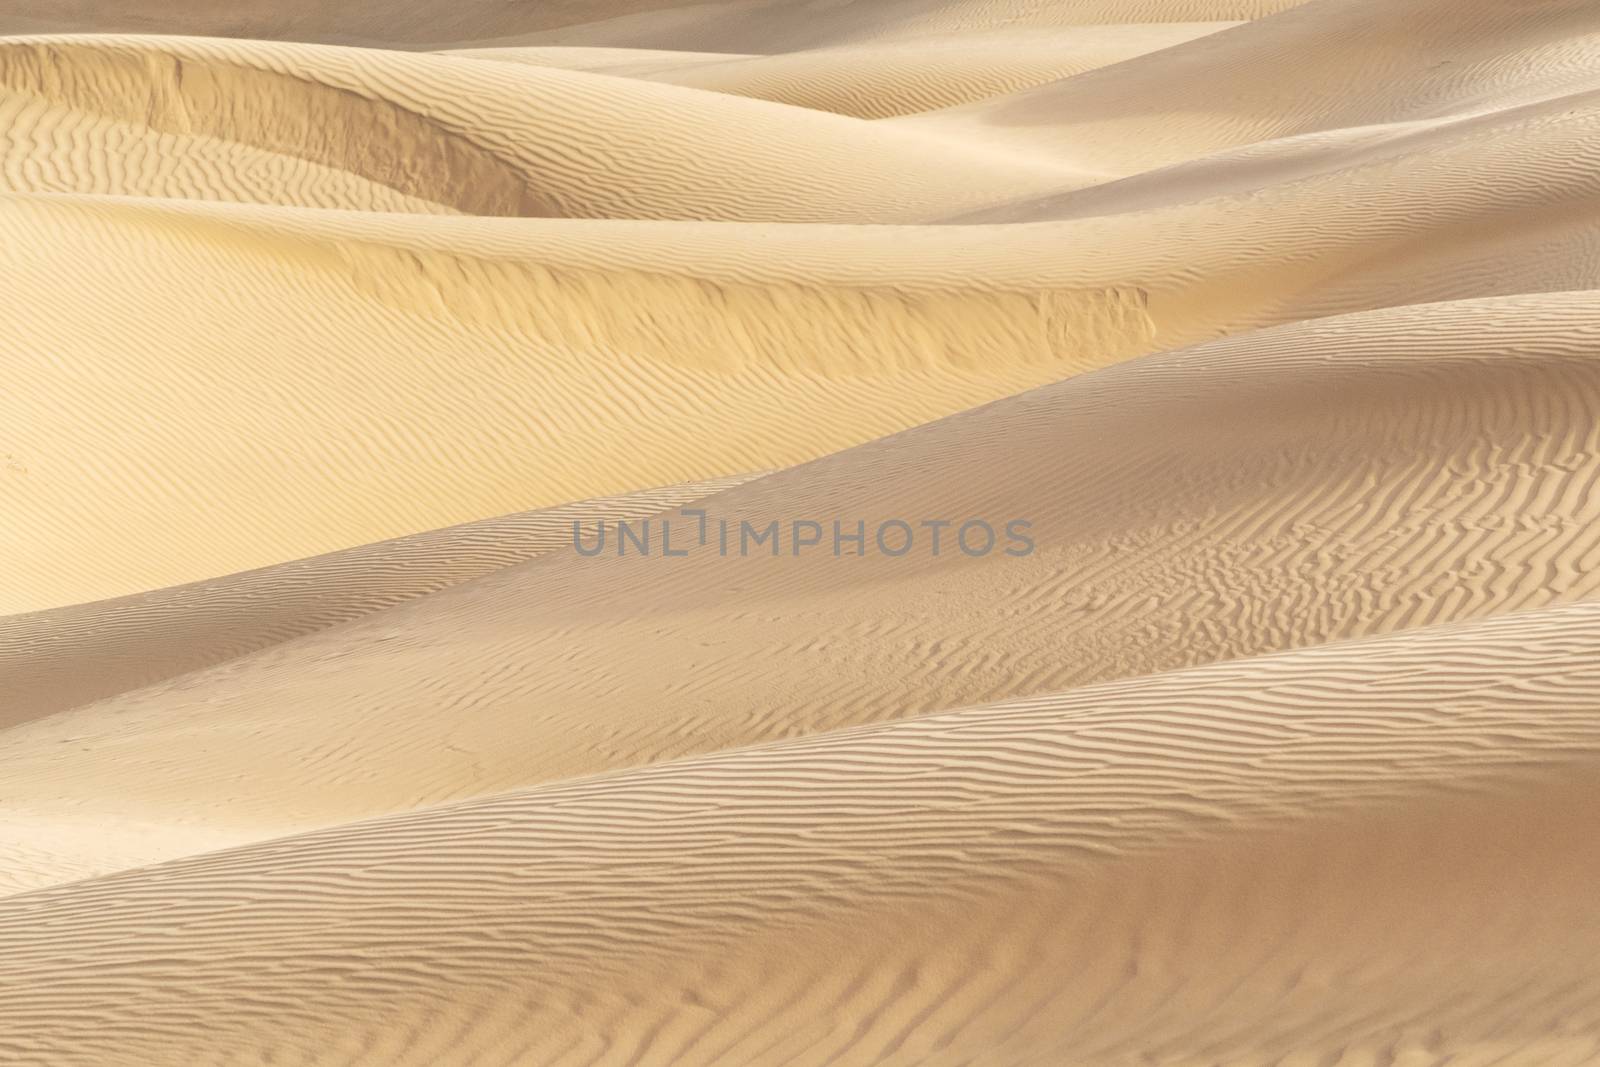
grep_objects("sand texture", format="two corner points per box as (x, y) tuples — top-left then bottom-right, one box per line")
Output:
(5, 0), (1600, 1064)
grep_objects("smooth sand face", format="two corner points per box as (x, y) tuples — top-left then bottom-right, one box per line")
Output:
(5, 1), (1600, 1064)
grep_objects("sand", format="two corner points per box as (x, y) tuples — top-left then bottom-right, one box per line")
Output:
(4, 0), (1600, 1063)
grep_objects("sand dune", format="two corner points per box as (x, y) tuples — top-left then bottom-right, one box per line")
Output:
(8, 290), (1600, 894)
(10, 129), (1600, 610)
(904, 0), (1600, 174)
(462, 0), (1311, 52)
(0, 475), (755, 724)
(0, 35), (1084, 217)
(0, 193), (1160, 613)
(0, 0), (1309, 48)
(6, 0), (1600, 1062)
(3, 602), (1600, 1064)
(452, 24), (1237, 118)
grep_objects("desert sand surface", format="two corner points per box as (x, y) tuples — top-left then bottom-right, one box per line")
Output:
(5, 0), (1600, 1064)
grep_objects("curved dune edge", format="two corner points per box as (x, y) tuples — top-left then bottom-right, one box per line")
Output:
(10, 113), (1600, 612)
(449, 23), (1239, 119)
(0, 86), (464, 210)
(900, 0), (1600, 175)
(0, 34), (1088, 218)
(1, 600), (1598, 1064)
(0, 0), (1312, 49)
(0, 192), (1159, 614)
(7, 291), (1600, 893)
(10, 0), (1600, 611)
(0, 474), (756, 725)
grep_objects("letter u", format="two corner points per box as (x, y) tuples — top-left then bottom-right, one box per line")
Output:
(573, 520), (607, 557)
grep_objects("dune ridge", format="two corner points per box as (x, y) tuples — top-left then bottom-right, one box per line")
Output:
(7, 290), (1600, 897)
(451, 23), (1240, 119)
(0, 0), (1311, 49)
(0, 474), (757, 723)
(2, 601), (1599, 1064)
(902, 0), (1600, 174)
(0, 34), (1085, 218)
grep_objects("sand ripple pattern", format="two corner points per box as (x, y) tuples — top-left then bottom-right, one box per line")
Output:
(3, 605), (1600, 1064)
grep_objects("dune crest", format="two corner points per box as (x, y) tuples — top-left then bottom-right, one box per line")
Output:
(451, 23), (1240, 119)
(0, 0), (1312, 48)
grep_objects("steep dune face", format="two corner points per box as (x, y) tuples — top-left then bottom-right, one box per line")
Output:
(8, 10), (1600, 615)
(0, 195), (1156, 614)
(0, 35), (1080, 217)
(12, 152), (1600, 612)
(7, 0), (1600, 1063)
(2, 603), (1599, 1065)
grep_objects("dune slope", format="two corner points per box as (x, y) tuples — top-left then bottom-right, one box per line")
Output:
(903, 0), (1600, 174)
(13, 108), (1600, 610)
(0, 193), (1161, 613)
(0, 0), (1311, 48)
(0, 34), (1082, 218)
(452, 23), (1239, 119)
(8, 291), (1600, 894)
(0, 475), (755, 724)
(2, 602), (1598, 1065)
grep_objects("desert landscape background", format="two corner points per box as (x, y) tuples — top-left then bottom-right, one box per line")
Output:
(5, 0), (1600, 1063)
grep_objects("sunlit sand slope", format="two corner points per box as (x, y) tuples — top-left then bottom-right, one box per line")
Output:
(453, 24), (1237, 119)
(487, 0), (1311, 52)
(0, 35), (1080, 217)
(0, 195), (1159, 614)
(0, 0), (1310, 48)
(13, 120), (1600, 612)
(906, 0), (1600, 174)
(0, 475), (754, 725)
(8, 292), (1600, 893)
(1, 602), (1598, 1065)
(8, 0), (1600, 612)
(945, 90), (1600, 327)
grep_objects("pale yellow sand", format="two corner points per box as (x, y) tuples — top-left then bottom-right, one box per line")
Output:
(8, 290), (1600, 892)
(10, 114), (1600, 610)
(3, 603), (1600, 1064)
(450, 24), (1240, 119)
(0, 35), (1085, 217)
(0, 475), (757, 723)
(902, 0), (1600, 179)
(5, 0), (1600, 1063)
(0, 194), (1157, 613)
(0, 0), (1310, 48)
